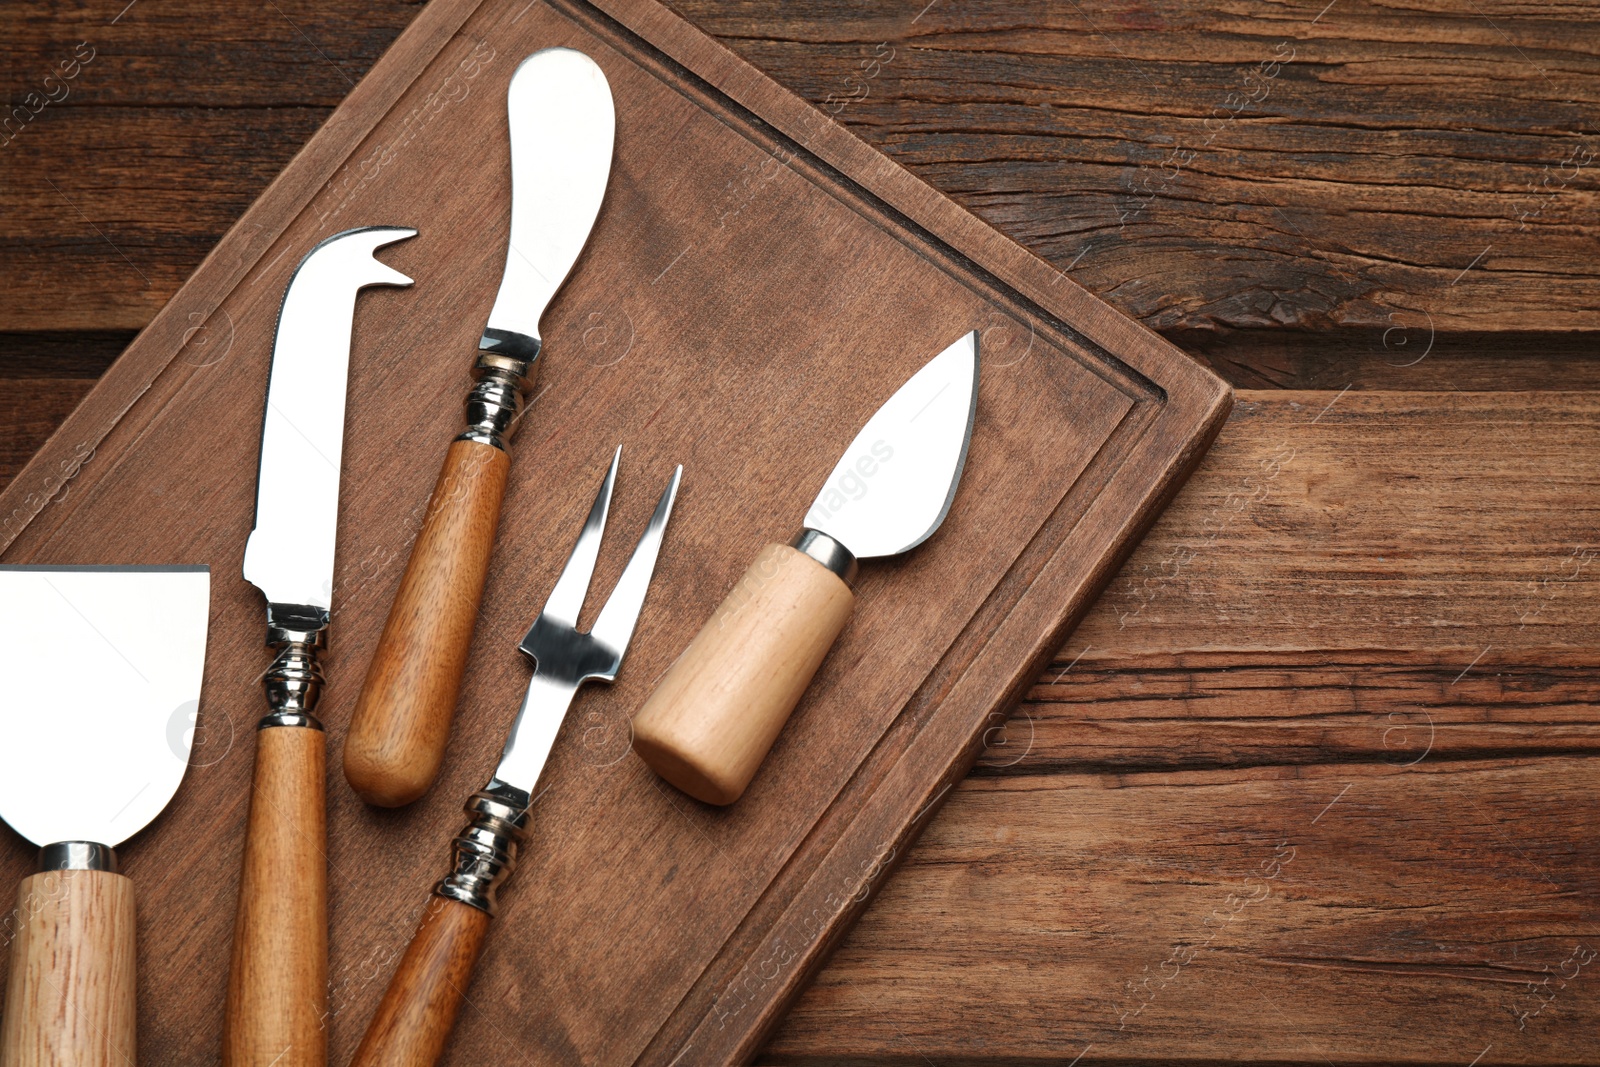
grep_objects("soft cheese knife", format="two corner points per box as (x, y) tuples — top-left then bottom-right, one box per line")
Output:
(0, 564), (210, 1067)
(633, 331), (980, 805)
(345, 47), (618, 809)
(351, 449), (679, 1067)
(226, 226), (415, 1067)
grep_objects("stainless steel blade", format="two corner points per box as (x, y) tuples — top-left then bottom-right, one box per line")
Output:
(242, 227), (415, 619)
(492, 457), (681, 796)
(803, 331), (980, 559)
(478, 48), (616, 361)
(0, 566), (210, 847)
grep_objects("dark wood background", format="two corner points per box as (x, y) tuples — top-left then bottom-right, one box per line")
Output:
(2, 0), (1596, 1063)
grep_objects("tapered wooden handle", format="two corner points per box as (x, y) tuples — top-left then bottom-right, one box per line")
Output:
(346, 438), (511, 807)
(349, 896), (491, 1067)
(224, 725), (327, 1067)
(632, 542), (855, 805)
(1, 868), (136, 1067)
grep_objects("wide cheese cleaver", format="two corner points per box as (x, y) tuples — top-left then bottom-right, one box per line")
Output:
(0, 564), (210, 1066)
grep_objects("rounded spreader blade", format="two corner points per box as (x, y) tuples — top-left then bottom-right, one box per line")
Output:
(480, 47), (617, 360)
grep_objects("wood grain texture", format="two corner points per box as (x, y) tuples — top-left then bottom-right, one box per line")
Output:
(766, 756), (1600, 1066)
(0, 0), (1228, 1062)
(347, 439), (511, 808)
(634, 542), (856, 805)
(670, 0), (1600, 339)
(1, 390), (1595, 1065)
(1073, 390), (1600, 661)
(348, 897), (491, 1067)
(0, 869), (136, 1067)
(2, 0), (1597, 356)
(225, 725), (328, 1067)
(0, 382), (93, 489)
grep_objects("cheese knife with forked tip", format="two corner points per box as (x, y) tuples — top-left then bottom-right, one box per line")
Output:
(225, 225), (415, 1067)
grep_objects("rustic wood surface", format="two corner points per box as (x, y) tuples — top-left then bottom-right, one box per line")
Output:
(1, 1), (1595, 1065)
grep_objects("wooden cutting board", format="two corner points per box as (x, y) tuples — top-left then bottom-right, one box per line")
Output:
(0, 0), (1230, 1062)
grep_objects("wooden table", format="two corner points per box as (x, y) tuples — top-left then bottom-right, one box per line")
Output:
(3, 1), (1596, 1063)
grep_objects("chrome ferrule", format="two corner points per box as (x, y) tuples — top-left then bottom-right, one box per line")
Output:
(790, 528), (859, 584)
(433, 780), (531, 916)
(39, 841), (118, 873)
(260, 623), (326, 730)
(458, 351), (539, 452)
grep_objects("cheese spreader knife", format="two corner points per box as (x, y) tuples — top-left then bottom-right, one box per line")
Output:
(633, 331), (980, 805)
(351, 449), (680, 1067)
(345, 47), (618, 809)
(0, 564), (209, 1066)
(225, 225), (415, 1067)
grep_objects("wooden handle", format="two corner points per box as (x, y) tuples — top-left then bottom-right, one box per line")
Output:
(1, 868), (136, 1067)
(346, 438), (511, 807)
(632, 542), (855, 805)
(224, 725), (327, 1067)
(349, 896), (491, 1067)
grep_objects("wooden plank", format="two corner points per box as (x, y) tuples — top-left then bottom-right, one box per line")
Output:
(766, 757), (1600, 1065)
(0, 381), (94, 487)
(1075, 389), (1600, 659)
(672, 0), (1600, 336)
(0, 1), (1229, 1064)
(3, 0), (1597, 344)
(0, 333), (129, 379)
(1003, 653), (1600, 771)
(1179, 329), (1600, 392)
(0, 0), (416, 105)
(0, 108), (338, 331)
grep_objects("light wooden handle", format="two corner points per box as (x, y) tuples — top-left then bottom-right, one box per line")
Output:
(224, 725), (327, 1067)
(1, 868), (136, 1067)
(346, 438), (511, 807)
(632, 542), (855, 805)
(349, 896), (491, 1067)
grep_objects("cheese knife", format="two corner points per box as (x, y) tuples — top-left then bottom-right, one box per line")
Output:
(345, 47), (617, 808)
(0, 564), (210, 1067)
(225, 225), (415, 1067)
(632, 331), (979, 804)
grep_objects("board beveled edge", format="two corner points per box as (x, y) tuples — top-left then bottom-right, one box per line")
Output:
(0, 0), (1234, 1061)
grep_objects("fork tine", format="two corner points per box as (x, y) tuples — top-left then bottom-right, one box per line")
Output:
(589, 464), (682, 669)
(539, 445), (621, 627)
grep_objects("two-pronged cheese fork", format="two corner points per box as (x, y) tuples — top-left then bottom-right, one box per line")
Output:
(351, 446), (681, 1067)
